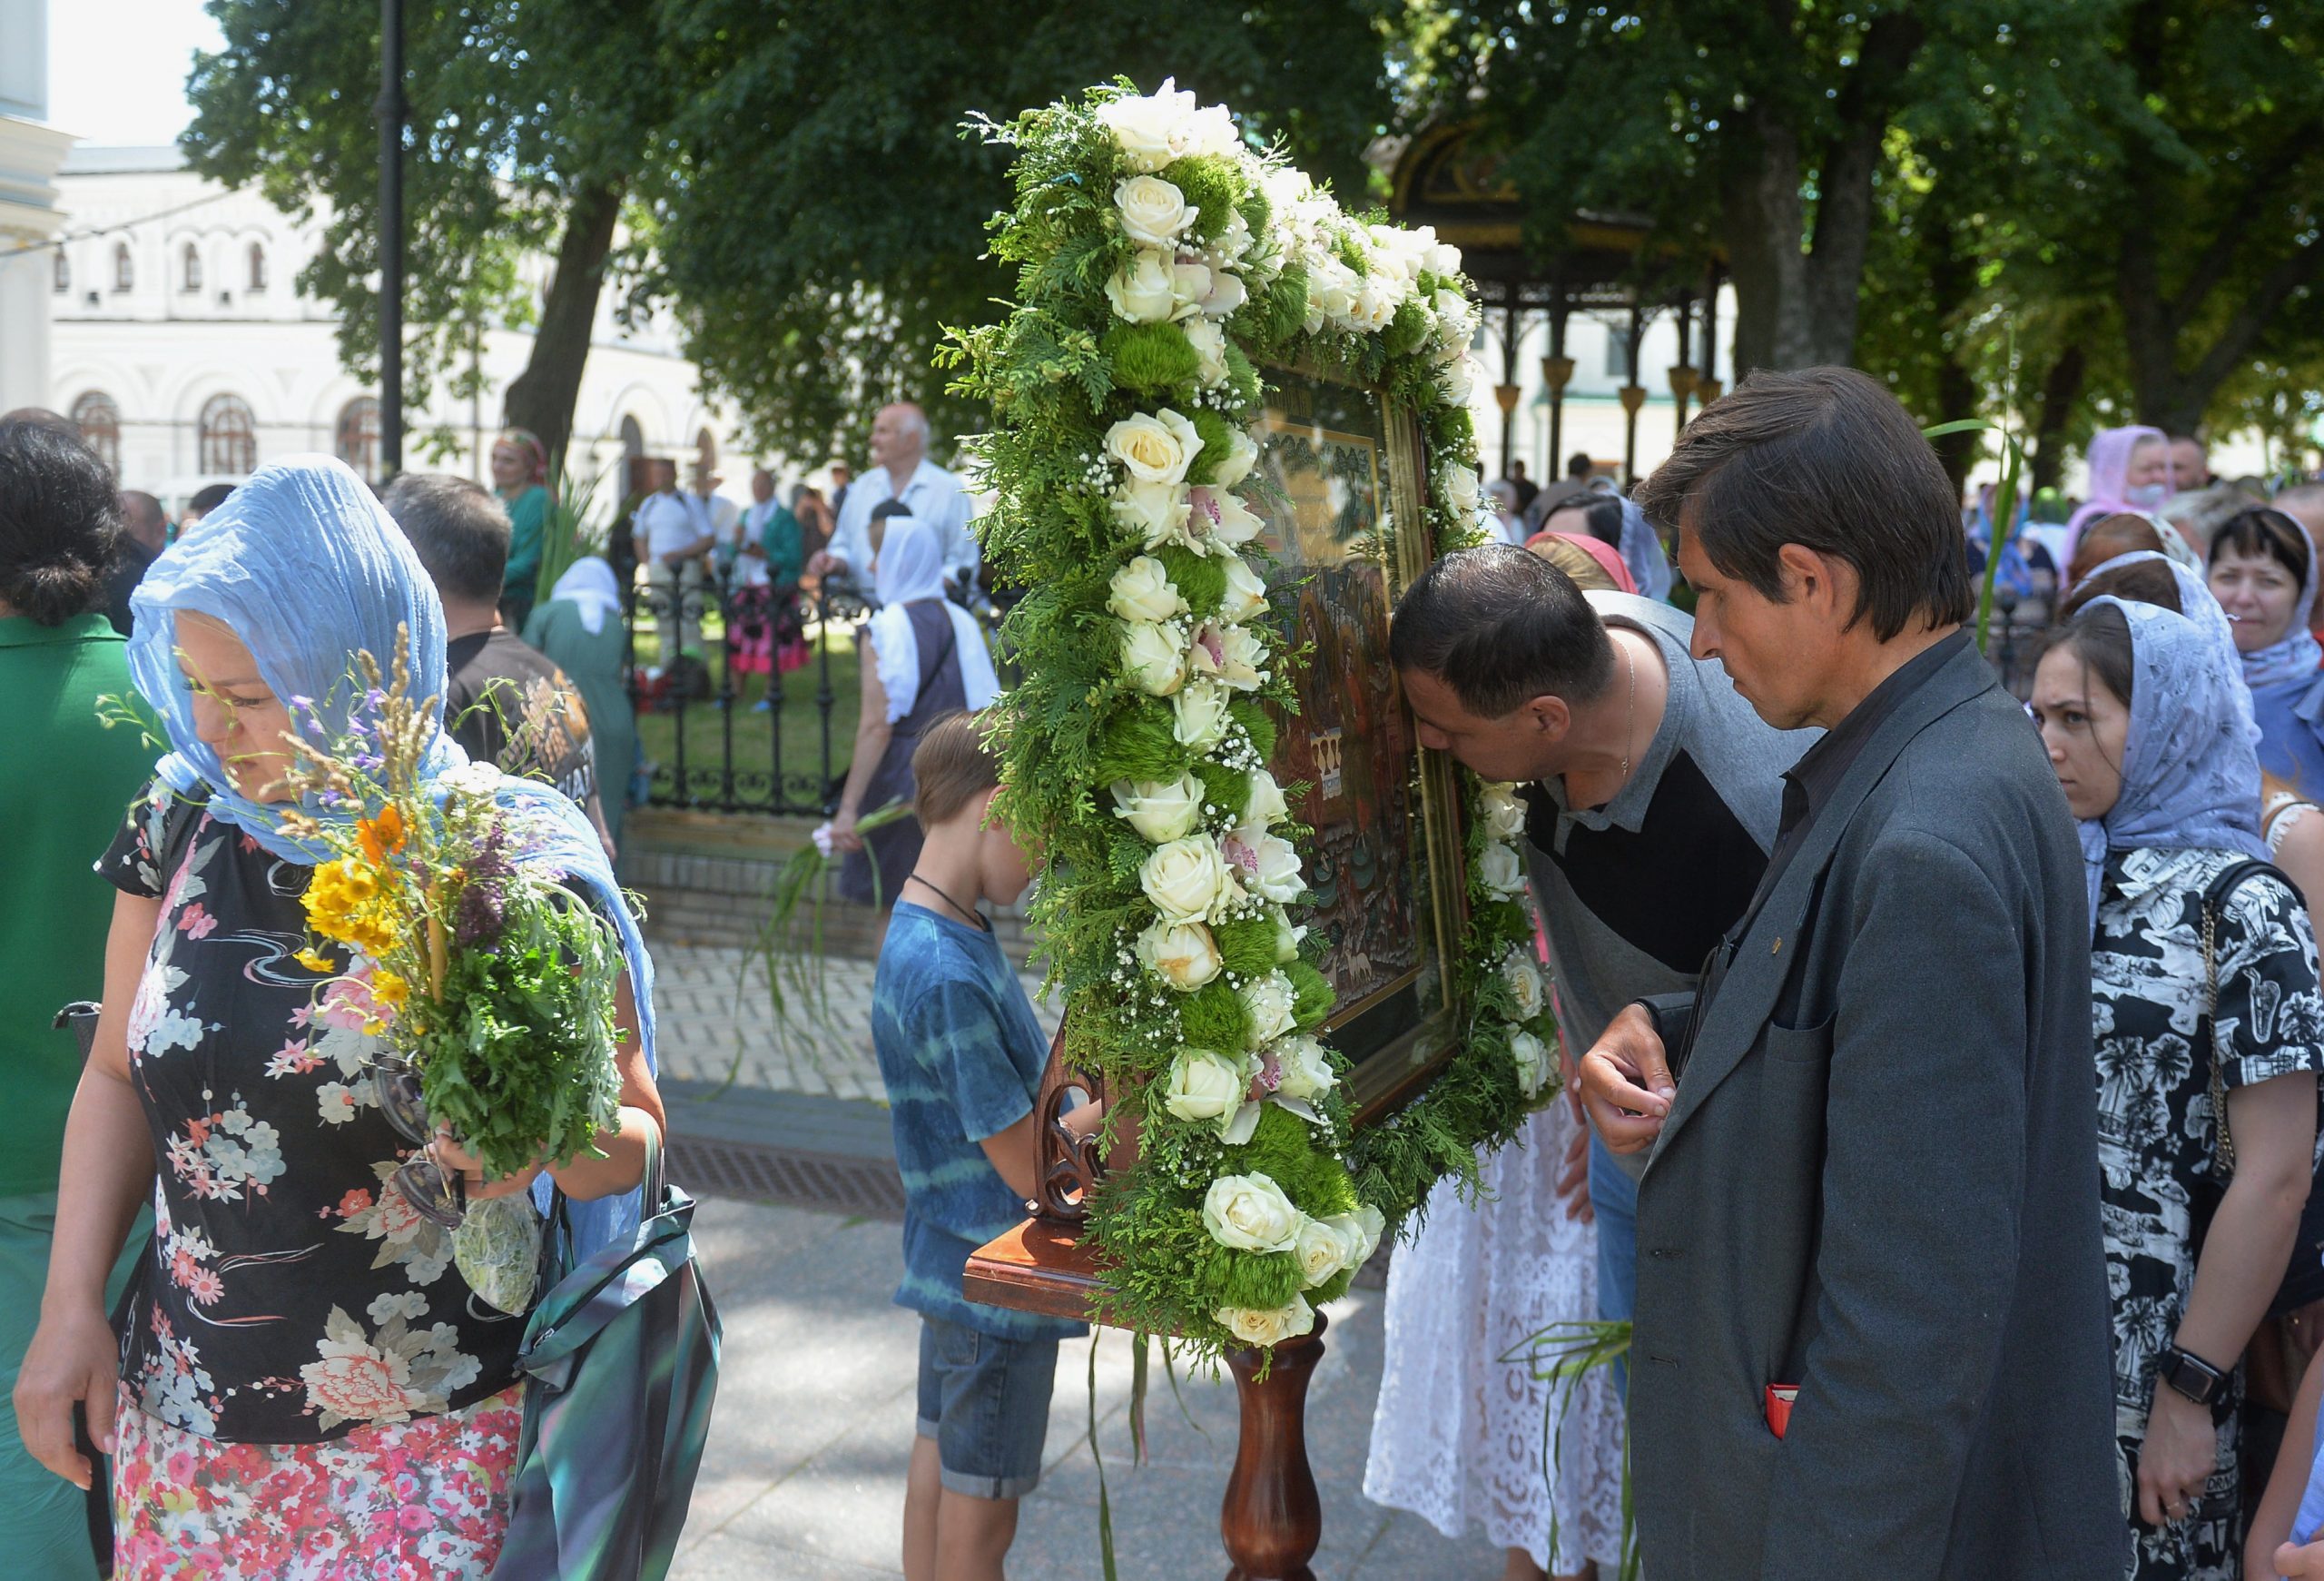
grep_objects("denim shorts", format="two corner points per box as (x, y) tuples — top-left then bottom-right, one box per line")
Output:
(914, 1314), (1059, 1500)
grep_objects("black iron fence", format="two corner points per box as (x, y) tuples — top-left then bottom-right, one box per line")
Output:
(623, 573), (869, 815)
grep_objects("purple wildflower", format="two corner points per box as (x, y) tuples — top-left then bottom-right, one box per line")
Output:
(454, 880), (507, 947)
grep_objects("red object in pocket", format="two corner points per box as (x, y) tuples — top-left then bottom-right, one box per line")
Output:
(1765, 1384), (1798, 1439)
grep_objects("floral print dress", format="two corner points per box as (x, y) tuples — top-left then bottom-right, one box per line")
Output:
(2092, 846), (2324, 1581)
(98, 782), (529, 1579)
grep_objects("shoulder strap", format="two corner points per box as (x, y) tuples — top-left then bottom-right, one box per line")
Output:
(2201, 857), (2291, 1182)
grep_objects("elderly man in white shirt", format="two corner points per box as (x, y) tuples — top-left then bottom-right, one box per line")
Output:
(809, 402), (978, 598)
(634, 459), (714, 666)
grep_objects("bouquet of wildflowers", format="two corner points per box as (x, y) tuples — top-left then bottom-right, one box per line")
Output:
(279, 629), (626, 1240)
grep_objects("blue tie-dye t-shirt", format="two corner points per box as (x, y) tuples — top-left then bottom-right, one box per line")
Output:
(871, 901), (1085, 1340)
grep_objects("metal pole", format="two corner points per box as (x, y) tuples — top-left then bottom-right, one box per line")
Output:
(378, 0), (405, 480)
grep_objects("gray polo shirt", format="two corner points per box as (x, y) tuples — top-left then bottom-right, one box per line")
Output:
(1524, 593), (1817, 1066)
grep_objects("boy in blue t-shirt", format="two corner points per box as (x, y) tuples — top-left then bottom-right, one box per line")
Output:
(872, 708), (1096, 1581)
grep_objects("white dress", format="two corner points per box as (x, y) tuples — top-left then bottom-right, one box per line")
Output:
(1364, 1098), (1626, 1572)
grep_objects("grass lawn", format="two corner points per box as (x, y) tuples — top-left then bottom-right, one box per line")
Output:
(632, 621), (862, 814)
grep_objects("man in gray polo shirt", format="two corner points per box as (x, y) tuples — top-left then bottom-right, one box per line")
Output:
(1391, 544), (1813, 1384)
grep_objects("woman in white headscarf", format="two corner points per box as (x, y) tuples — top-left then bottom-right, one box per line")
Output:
(831, 516), (1000, 906)
(522, 556), (638, 849)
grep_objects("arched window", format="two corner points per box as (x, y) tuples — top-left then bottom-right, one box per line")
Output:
(71, 392), (121, 474)
(198, 393), (258, 475)
(335, 397), (380, 483)
(248, 242), (268, 294)
(182, 242), (202, 294)
(53, 250), (68, 294)
(113, 242), (133, 292)
(619, 414), (645, 460)
(694, 426), (717, 475)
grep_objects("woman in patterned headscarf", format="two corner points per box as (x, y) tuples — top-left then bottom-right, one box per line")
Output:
(491, 429), (552, 628)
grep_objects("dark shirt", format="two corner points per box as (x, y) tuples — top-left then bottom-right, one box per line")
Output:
(444, 629), (601, 824)
(104, 538), (157, 637)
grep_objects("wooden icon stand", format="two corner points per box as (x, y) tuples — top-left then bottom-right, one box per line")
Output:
(961, 1031), (1327, 1581)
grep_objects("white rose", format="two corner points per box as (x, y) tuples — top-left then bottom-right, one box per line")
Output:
(1095, 84), (1185, 173)
(1272, 1033), (1337, 1103)
(1501, 951), (1546, 1021)
(1350, 275), (1401, 333)
(1480, 782), (1527, 841)
(1433, 287), (1477, 348)
(1478, 840), (1524, 898)
(1240, 971), (1300, 1049)
(1109, 556), (1189, 623)
(1172, 678), (1230, 752)
(1111, 774), (1204, 843)
(1217, 1295), (1315, 1348)
(1104, 251), (1178, 324)
(1184, 318), (1229, 386)
(1293, 1217), (1350, 1288)
(1163, 1047), (1255, 1124)
(1212, 209), (1254, 265)
(1200, 269), (1247, 319)
(1107, 410), (1203, 486)
(1423, 239), (1464, 276)
(1209, 428), (1260, 489)
(1172, 101), (1239, 161)
(1190, 622), (1268, 692)
(1141, 835), (1235, 924)
(1218, 556), (1269, 623)
(1325, 1204), (1386, 1268)
(1169, 258), (1214, 321)
(1137, 918), (1222, 991)
(1111, 480), (1192, 551)
(1116, 175), (1194, 248)
(1438, 353), (1476, 405)
(1224, 825), (1305, 904)
(1510, 1029), (1549, 1099)
(1119, 618), (1188, 697)
(1262, 165), (1315, 210)
(1244, 766), (1290, 827)
(1442, 462), (1481, 517)
(1202, 1171), (1303, 1252)
(1307, 256), (1356, 329)
(1269, 904), (1307, 963)
(1189, 486), (1263, 552)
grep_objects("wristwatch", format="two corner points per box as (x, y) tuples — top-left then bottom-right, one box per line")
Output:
(2158, 1344), (2230, 1408)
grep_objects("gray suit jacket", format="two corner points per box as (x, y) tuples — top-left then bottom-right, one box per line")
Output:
(1630, 640), (2123, 1579)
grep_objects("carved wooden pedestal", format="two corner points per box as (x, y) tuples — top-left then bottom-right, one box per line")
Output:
(1222, 1313), (1327, 1581)
(961, 1032), (1328, 1578)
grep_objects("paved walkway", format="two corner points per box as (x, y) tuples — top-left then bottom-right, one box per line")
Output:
(651, 942), (1058, 1103)
(671, 1196), (1506, 1580)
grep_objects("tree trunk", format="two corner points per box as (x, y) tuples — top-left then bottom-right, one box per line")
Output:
(1921, 207), (1978, 494)
(1718, 15), (1925, 375)
(503, 175), (625, 469)
(2026, 344), (2085, 494)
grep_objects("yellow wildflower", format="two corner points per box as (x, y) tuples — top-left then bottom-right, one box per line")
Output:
(294, 947), (336, 974)
(372, 970), (409, 1009)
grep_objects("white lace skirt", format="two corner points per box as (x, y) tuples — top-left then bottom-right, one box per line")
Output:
(1363, 1101), (1626, 1571)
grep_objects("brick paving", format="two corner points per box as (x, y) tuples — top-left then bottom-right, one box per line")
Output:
(650, 941), (1059, 1102)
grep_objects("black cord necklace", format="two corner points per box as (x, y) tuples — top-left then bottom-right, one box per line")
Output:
(907, 872), (989, 930)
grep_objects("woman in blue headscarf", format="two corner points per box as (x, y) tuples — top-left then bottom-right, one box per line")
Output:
(2030, 593), (2323, 1581)
(12, 457), (662, 1579)
(2208, 506), (2324, 796)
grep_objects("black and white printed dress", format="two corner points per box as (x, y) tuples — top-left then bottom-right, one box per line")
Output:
(2092, 845), (2324, 1580)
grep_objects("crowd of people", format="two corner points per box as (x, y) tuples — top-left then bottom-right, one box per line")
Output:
(14, 360), (2324, 1581)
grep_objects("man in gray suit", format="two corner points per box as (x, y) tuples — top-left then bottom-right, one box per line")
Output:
(1578, 367), (2122, 1577)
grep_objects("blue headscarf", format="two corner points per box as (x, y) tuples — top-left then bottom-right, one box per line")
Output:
(2074, 592), (2268, 917)
(1617, 498), (1674, 603)
(127, 455), (656, 1256)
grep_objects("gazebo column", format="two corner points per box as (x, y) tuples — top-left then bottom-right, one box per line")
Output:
(1668, 288), (1699, 440)
(1494, 301), (1523, 482)
(1541, 286), (1572, 483)
(1698, 262), (1725, 404)
(1619, 300), (1649, 486)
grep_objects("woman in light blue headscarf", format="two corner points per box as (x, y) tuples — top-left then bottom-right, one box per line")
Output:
(14, 457), (662, 1577)
(2208, 506), (2324, 796)
(2030, 594), (2323, 1578)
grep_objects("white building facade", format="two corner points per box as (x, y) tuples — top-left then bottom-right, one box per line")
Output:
(47, 145), (747, 509)
(0, 0), (72, 414)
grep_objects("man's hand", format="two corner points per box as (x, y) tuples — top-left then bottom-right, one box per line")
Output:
(807, 549), (844, 579)
(1578, 1002), (1676, 1155)
(2278, 1538), (2324, 1576)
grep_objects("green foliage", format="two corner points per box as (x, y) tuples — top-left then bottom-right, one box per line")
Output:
(1160, 154), (1247, 244)
(1185, 410), (1238, 484)
(1382, 298), (1433, 359)
(1227, 699), (1276, 762)
(1106, 322), (1201, 392)
(1285, 960), (1333, 1029)
(1192, 758), (1248, 817)
(1178, 981), (1251, 1052)
(1155, 545), (1227, 620)
(1093, 701), (1191, 784)
(1250, 266), (1309, 351)
(1212, 915), (1281, 977)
